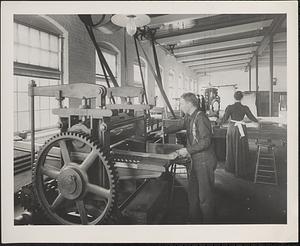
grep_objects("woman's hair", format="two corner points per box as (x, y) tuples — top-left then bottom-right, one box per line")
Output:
(181, 92), (199, 108)
(234, 91), (244, 101)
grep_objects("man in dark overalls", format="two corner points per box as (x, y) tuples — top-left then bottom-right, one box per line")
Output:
(163, 93), (217, 223)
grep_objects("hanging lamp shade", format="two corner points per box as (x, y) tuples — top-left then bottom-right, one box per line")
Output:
(111, 14), (151, 36)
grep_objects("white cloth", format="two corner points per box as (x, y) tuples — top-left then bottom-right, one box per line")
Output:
(231, 120), (246, 138)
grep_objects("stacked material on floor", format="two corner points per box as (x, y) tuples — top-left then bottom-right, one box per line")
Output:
(14, 149), (32, 175)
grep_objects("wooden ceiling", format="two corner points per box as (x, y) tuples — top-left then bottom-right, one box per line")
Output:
(148, 14), (287, 74)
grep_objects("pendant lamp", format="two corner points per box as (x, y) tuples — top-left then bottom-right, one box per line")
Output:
(111, 14), (151, 36)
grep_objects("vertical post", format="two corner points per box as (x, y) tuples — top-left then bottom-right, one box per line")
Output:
(255, 54), (259, 93)
(29, 80), (36, 166)
(124, 28), (128, 85)
(248, 64), (252, 91)
(60, 36), (64, 84)
(269, 35), (274, 117)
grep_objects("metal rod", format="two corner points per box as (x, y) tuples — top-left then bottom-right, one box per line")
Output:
(83, 23), (119, 88)
(150, 35), (176, 119)
(85, 24), (115, 104)
(134, 36), (149, 105)
(30, 80), (36, 166)
(269, 35), (274, 117)
(118, 179), (150, 211)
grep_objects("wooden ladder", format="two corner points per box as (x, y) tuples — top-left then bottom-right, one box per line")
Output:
(254, 140), (278, 185)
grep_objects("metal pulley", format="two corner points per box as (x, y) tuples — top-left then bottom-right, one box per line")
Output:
(78, 15), (122, 34)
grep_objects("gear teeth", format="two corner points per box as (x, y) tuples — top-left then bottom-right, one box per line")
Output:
(31, 131), (118, 225)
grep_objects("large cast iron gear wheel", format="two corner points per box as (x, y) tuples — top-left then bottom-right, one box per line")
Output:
(32, 132), (118, 225)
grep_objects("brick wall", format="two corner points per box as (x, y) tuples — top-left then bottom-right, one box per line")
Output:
(47, 15), (198, 106)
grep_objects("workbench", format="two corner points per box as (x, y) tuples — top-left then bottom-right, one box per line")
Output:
(212, 121), (287, 161)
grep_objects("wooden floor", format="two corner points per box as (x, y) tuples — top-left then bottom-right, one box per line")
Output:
(163, 140), (287, 224)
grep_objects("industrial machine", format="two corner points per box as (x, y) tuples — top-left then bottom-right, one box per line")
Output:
(14, 15), (190, 225)
(14, 81), (185, 225)
(204, 87), (220, 117)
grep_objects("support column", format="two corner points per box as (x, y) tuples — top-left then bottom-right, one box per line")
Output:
(255, 54), (259, 93)
(269, 35), (274, 117)
(248, 64), (251, 91)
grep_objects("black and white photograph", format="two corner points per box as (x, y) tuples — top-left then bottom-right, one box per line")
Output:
(1, 1), (298, 244)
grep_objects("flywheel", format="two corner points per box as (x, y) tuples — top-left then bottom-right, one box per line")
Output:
(32, 132), (118, 225)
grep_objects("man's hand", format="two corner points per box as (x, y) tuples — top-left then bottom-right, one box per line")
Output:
(176, 148), (189, 158)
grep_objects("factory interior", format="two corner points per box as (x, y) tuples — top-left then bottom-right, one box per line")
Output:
(13, 14), (288, 225)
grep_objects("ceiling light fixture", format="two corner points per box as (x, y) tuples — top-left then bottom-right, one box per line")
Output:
(111, 14), (151, 36)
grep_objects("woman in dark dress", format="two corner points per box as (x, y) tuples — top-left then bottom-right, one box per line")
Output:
(220, 91), (258, 178)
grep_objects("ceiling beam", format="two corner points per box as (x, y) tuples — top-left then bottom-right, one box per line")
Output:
(197, 65), (246, 74)
(174, 36), (262, 55)
(149, 14), (214, 26)
(189, 57), (250, 68)
(156, 16), (276, 44)
(184, 54), (252, 66)
(191, 60), (249, 70)
(194, 62), (247, 73)
(174, 27), (269, 50)
(249, 15), (286, 66)
(177, 44), (258, 59)
(177, 47), (256, 62)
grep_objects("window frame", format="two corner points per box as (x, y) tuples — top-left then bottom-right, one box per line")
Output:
(95, 47), (118, 81)
(13, 21), (64, 134)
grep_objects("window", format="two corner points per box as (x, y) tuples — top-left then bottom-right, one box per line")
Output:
(184, 77), (189, 92)
(168, 70), (178, 109)
(178, 74), (183, 92)
(190, 79), (194, 92)
(95, 45), (120, 104)
(133, 59), (147, 85)
(14, 23), (60, 69)
(95, 48), (118, 85)
(14, 22), (62, 133)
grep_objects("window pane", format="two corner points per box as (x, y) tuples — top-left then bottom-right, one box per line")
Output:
(40, 50), (50, 67)
(40, 97), (49, 110)
(40, 110), (50, 128)
(14, 76), (18, 92)
(14, 43), (18, 62)
(40, 32), (49, 50)
(16, 44), (29, 63)
(17, 76), (30, 92)
(49, 113), (58, 126)
(18, 24), (29, 45)
(39, 78), (49, 86)
(14, 92), (18, 112)
(49, 52), (59, 69)
(14, 112), (18, 132)
(96, 51), (117, 77)
(29, 28), (40, 48)
(17, 92), (29, 111)
(49, 79), (59, 86)
(34, 110), (41, 129)
(50, 97), (58, 108)
(34, 96), (40, 110)
(29, 47), (40, 65)
(50, 35), (58, 52)
(133, 64), (141, 83)
(18, 111), (30, 132)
